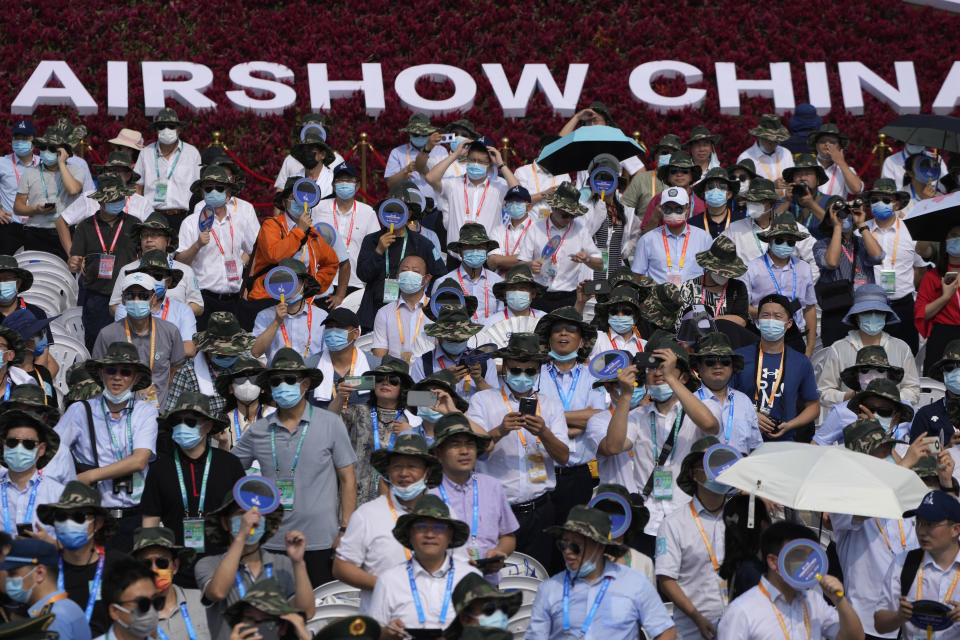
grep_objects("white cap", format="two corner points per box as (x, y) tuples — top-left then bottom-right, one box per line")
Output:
(661, 187), (690, 207)
(122, 272), (157, 292)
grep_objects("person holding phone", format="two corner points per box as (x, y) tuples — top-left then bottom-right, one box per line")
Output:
(916, 225), (960, 375)
(400, 370), (471, 446)
(412, 305), (495, 402)
(224, 577), (313, 640)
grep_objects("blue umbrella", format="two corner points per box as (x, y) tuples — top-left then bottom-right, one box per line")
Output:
(536, 126), (644, 175)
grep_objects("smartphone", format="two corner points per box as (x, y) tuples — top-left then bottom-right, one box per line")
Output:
(945, 272), (958, 285)
(15, 523), (33, 537)
(43, 202), (56, 210)
(519, 397), (538, 416)
(584, 280), (611, 296)
(438, 133), (457, 144)
(343, 374), (375, 391)
(407, 390), (439, 407)
(252, 622), (281, 640)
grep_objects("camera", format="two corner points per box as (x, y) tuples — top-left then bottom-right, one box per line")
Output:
(791, 183), (810, 198)
(113, 475), (133, 495)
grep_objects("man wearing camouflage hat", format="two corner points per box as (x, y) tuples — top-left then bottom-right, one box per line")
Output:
(736, 113), (795, 191)
(483, 264), (545, 329)
(224, 577), (312, 640)
(689, 167), (742, 238)
(439, 223), (504, 322)
(444, 573), (521, 638)
(782, 152), (833, 232)
(134, 107), (202, 232)
(809, 123), (863, 197)
(622, 133), (683, 213)
(386, 113), (449, 199)
(684, 125), (723, 176)
(59, 151), (150, 229)
(412, 306), (496, 401)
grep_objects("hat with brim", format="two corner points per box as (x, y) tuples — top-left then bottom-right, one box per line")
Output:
(729, 158), (758, 180)
(192, 311), (255, 356)
(839, 345), (904, 389)
(683, 126), (721, 147)
(846, 378), (915, 423)
(931, 339), (960, 382)
(393, 494), (470, 549)
(215, 357), (267, 411)
(132, 526), (195, 562)
(85, 341), (152, 391)
(692, 168), (740, 198)
(689, 332), (744, 372)
(651, 134), (683, 158)
(411, 371), (468, 415)
(863, 178), (911, 209)
(594, 286), (643, 328)
(0, 255), (33, 292)
(534, 306), (598, 360)
(429, 412), (491, 453)
(425, 279), (479, 321)
(441, 119), (479, 139)
(2, 383), (61, 424)
(748, 114), (790, 143)
(841, 284), (900, 327)
(370, 433), (442, 488)
(189, 165), (241, 197)
(292, 131), (336, 167)
(36, 481), (118, 538)
(678, 436), (720, 495)
(224, 577), (304, 627)
(424, 306), (485, 342)
(543, 182), (589, 217)
(108, 128), (145, 151)
(314, 616), (381, 640)
(150, 108), (187, 129)
(256, 348), (323, 391)
(157, 391), (229, 435)
(756, 212), (810, 243)
(807, 123), (850, 150)
(590, 483), (650, 536)
(640, 284), (684, 333)
(36, 118), (87, 155)
(607, 269), (656, 295)
(0, 613), (56, 640)
(363, 355), (414, 389)
(544, 504), (627, 556)
(490, 332), (550, 364)
(656, 151), (703, 184)
(399, 113), (437, 136)
(131, 249), (184, 289)
(644, 330), (700, 392)
(93, 151), (141, 183)
(842, 418), (905, 455)
(447, 223), (500, 254)
(0, 409), (59, 469)
(739, 177), (779, 202)
(132, 213), (178, 253)
(491, 265), (546, 300)
(88, 174), (136, 204)
(695, 235), (747, 279)
(782, 154), (828, 186)
(588, 101), (617, 129)
(444, 573), (522, 640)
(204, 492), (285, 549)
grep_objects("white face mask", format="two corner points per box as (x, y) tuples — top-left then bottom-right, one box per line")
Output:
(157, 128), (178, 145)
(746, 202), (767, 219)
(232, 380), (261, 403)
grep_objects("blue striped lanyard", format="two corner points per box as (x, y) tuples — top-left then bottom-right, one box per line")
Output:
(562, 572), (613, 634)
(437, 476), (479, 538)
(235, 562), (273, 597)
(155, 143), (182, 181)
(101, 398), (134, 462)
(548, 366), (581, 412)
(763, 254), (797, 301)
(371, 408), (403, 451)
(698, 389), (736, 442)
(407, 555), (455, 624)
(270, 406), (312, 475)
(59, 547), (105, 621)
(174, 448), (211, 517)
(1, 476), (42, 534)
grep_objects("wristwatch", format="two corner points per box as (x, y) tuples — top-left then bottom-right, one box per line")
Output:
(857, 225), (869, 234)
(339, 525), (347, 533)
(496, 164), (504, 169)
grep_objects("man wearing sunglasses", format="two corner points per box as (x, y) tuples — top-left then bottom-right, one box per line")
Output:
(101, 555), (164, 640)
(444, 573), (521, 638)
(633, 186), (712, 287)
(0, 538), (90, 640)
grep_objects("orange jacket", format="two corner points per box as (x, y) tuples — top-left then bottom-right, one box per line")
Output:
(248, 214), (339, 300)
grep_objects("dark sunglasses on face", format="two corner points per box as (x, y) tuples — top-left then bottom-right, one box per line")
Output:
(610, 306), (634, 316)
(53, 511), (91, 524)
(104, 366), (135, 377)
(702, 357), (733, 368)
(142, 556), (171, 570)
(556, 540), (582, 555)
(864, 405), (895, 418)
(669, 168), (691, 175)
(869, 197), (893, 205)
(202, 185), (226, 194)
(269, 375), (302, 387)
(705, 182), (727, 191)
(942, 363), (960, 373)
(480, 602), (509, 617)
(733, 174), (749, 182)
(123, 291), (152, 301)
(551, 324), (581, 334)
(507, 367), (539, 377)
(662, 206), (685, 216)
(115, 596), (166, 615)
(174, 417), (200, 428)
(33, 144), (57, 153)
(774, 238), (797, 247)
(4, 438), (38, 450)
(375, 374), (402, 386)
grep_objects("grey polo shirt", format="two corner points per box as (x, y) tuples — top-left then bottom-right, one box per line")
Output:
(231, 404), (357, 551)
(92, 317), (186, 409)
(17, 164), (86, 228)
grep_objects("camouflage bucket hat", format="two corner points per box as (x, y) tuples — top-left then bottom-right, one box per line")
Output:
(692, 167), (740, 198)
(35, 117), (87, 153)
(757, 212), (811, 243)
(4, 383), (61, 424)
(256, 348), (324, 391)
(393, 494), (471, 549)
(730, 158), (758, 180)
(690, 332), (744, 371)
(913, 456), (940, 480)
(807, 123), (850, 150)
(684, 125), (722, 147)
(224, 577), (304, 627)
(399, 113), (437, 136)
(411, 370), (469, 415)
(215, 357), (267, 409)
(36, 481), (118, 538)
(0, 325), (25, 366)
(652, 133), (683, 157)
(534, 306), (598, 359)
(0, 255), (33, 292)
(544, 504), (627, 556)
(447, 222), (500, 254)
(588, 101), (617, 128)
(423, 306), (485, 342)
(594, 285), (643, 326)
(370, 433), (443, 487)
(132, 213), (178, 253)
(0, 409), (59, 469)
(85, 341), (152, 391)
(189, 164), (239, 196)
(543, 182), (589, 217)
(846, 378), (915, 423)
(843, 418), (905, 455)
(931, 339), (960, 382)
(782, 154), (828, 186)
(491, 332), (550, 363)
(132, 526), (195, 561)
(0, 613), (55, 640)
(678, 436), (720, 496)
(192, 312), (255, 357)
(445, 573), (522, 639)
(739, 177), (780, 202)
(863, 178), (910, 209)
(292, 130), (336, 167)
(425, 278), (478, 321)
(656, 151), (703, 184)
(93, 151), (141, 183)
(640, 283), (684, 332)
(88, 173), (136, 204)
(607, 268), (656, 294)
(839, 345), (904, 390)
(205, 491), (285, 549)
(157, 391), (229, 434)
(150, 107), (187, 129)
(695, 235), (748, 279)
(63, 362), (101, 408)
(748, 114), (790, 143)
(364, 354), (415, 388)
(491, 264), (547, 300)
(429, 412), (492, 453)
(314, 616), (381, 640)
(442, 119), (479, 139)
(644, 329), (700, 392)
(132, 249), (184, 289)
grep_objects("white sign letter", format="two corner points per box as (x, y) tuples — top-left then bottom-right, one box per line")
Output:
(804, 62), (832, 114)
(141, 62), (216, 114)
(715, 62), (795, 115)
(225, 62), (296, 115)
(11, 61), (97, 115)
(838, 61), (920, 115)
(933, 61), (960, 115)
(482, 63), (589, 117)
(394, 64), (477, 115)
(107, 61), (128, 117)
(628, 61), (706, 114)
(307, 63), (384, 117)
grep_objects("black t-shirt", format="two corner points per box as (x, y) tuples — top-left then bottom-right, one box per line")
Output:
(62, 546), (125, 637)
(69, 213), (139, 295)
(0, 300), (54, 344)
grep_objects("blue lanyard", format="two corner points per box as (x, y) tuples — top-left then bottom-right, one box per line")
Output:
(548, 366), (581, 412)
(155, 143), (183, 181)
(372, 408), (404, 451)
(270, 406), (312, 476)
(1, 476), (41, 534)
(3, 380), (11, 401)
(179, 603), (198, 640)
(40, 170), (62, 203)
(174, 448), (211, 517)
(697, 389), (736, 442)
(562, 572), (613, 634)
(763, 254), (797, 301)
(158, 631), (170, 640)
(235, 562), (273, 598)
(101, 398), (134, 463)
(233, 409), (243, 442)
(437, 476), (479, 538)
(649, 410), (683, 462)
(386, 233), (409, 278)
(59, 548), (105, 621)
(407, 555), (455, 624)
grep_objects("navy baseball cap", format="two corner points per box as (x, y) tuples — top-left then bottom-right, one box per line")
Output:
(505, 185), (531, 202)
(322, 307), (360, 328)
(0, 539), (59, 570)
(12, 121), (36, 137)
(2, 309), (57, 341)
(333, 162), (359, 180)
(904, 490), (960, 521)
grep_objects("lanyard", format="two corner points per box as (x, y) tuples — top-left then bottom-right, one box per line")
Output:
(763, 255), (797, 301)
(437, 476), (480, 539)
(155, 143), (183, 181)
(650, 410), (684, 463)
(371, 408), (403, 451)
(532, 163), (556, 195)
(689, 501), (720, 570)
(915, 553), (960, 601)
(332, 349), (359, 398)
(280, 214), (314, 269)
(545, 219), (573, 264)
(874, 518), (907, 552)
(40, 170), (62, 203)
(700, 281), (728, 317)
(94, 217), (125, 254)
(499, 387), (540, 447)
(548, 365), (581, 412)
(463, 177), (491, 218)
(386, 233), (409, 278)
(179, 602), (198, 640)
(755, 349), (785, 410)
(606, 328), (642, 350)
(174, 448), (212, 517)
(279, 305), (313, 358)
(699, 389), (735, 441)
(505, 218), (533, 255)
(825, 163), (839, 195)
(386, 492), (412, 560)
(456, 268), (489, 319)
(396, 301), (424, 353)
(234, 563), (273, 598)
(333, 201), (357, 246)
(158, 298), (171, 321)
(758, 581), (809, 640)
(407, 555), (455, 624)
(10, 154), (36, 184)
(58, 547), (105, 621)
(124, 317), (156, 372)
(562, 572), (613, 634)
(101, 398), (135, 463)
(1, 476), (42, 535)
(1, 379), (8, 402)
(840, 244), (864, 281)
(270, 406), (312, 476)
(210, 211), (236, 257)
(885, 218), (901, 267)
(758, 149), (782, 183)
(661, 226), (691, 271)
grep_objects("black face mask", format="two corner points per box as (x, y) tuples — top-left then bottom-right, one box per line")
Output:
(292, 146), (320, 171)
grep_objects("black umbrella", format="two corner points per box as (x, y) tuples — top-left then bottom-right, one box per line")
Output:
(902, 191), (960, 241)
(880, 115), (960, 154)
(536, 126), (644, 175)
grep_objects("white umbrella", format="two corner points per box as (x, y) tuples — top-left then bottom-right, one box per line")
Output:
(716, 442), (929, 519)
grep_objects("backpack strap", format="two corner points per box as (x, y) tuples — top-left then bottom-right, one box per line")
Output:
(421, 353), (434, 377)
(901, 548), (925, 597)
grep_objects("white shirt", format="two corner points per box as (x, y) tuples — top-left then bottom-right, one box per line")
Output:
(695, 386), (762, 453)
(273, 151), (345, 190)
(384, 144), (448, 200)
(0, 471), (65, 539)
(467, 386), (570, 503)
(867, 217), (925, 300)
(372, 296), (435, 360)
(592, 408), (643, 494)
(818, 160), (860, 198)
(134, 141), (202, 211)
(60, 193), (151, 225)
(717, 576), (841, 640)
(115, 296), (196, 344)
(481, 308), (541, 329)
(438, 267), (503, 322)
(366, 552), (480, 625)
(518, 216), (601, 292)
(721, 217), (820, 283)
(178, 204), (259, 293)
(591, 328), (646, 356)
(437, 175), (508, 247)
(489, 216), (537, 262)
(313, 199), (380, 289)
(109, 258), (203, 312)
(736, 142), (795, 183)
(881, 547), (960, 640)
(514, 163), (570, 218)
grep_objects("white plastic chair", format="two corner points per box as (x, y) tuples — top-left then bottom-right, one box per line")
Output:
(341, 289), (363, 314)
(19, 290), (60, 317)
(354, 333), (374, 353)
(498, 575), (542, 604)
(312, 580), (361, 607)
(51, 306), (84, 340)
(306, 603), (362, 635)
(15, 250), (70, 272)
(49, 334), (90, 364)
(29, 281), (71, 313)
(500, 552), (548, 580)
(506, 615), (531, 635)
(919, 377), (946, 407)
(28, 264), (78, 301)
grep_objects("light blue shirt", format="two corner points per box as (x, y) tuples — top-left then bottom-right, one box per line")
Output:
(438, 266), (504, 321)
(253, 303), (328, 363)
(537, 362), (608, 466)
(0, 471), (65, 538)
(29, 590), (91, 640)
(0, 152), (38, 221)
(631, 223), (712, 284)
(696, 386), (763, 453)
(744, 254), (818, 327)
(527, 560), (675, 640)
(114, 297), (197, 344)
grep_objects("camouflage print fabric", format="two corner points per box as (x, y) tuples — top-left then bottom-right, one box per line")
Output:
(448, 222), (500, 253)
(692, 167), (740, 198)
(132, 213), (178, 252)
(695, 235), (748, 279)
(132, 526), (194, 560)
(369, 433), (442, 487)
(63, 362), (101, 407)
(4, 383), (61, 424)
(644, 329), (700, 392)
(863, 178), (911, 209)
(593, 286), (642, 328)
(0, 409), (59, 469)
(151, 108), (187, 128)
(430, 412), (492, 452)
(255, 347), (323, 390)
(157, 391), (229, 434)
(842, 418), (905, 455)
(314, 615), (381, 640)
(490, 332), (550, 364)
(36, 481), (118, 537)
(444, 573), (522, 640)
(730, 158), (758, 179)
(738, 177), (780, 202)
(913, 456), (939, 479)
(652, 134), (683, 157)
(839, 345), (904, 390)
(0, 255), (33, 291)
(543, 182), (588, 217)
(749, 114), (790, 142)
(640, 283), (683, 332)
(608, 268), (656, 293)
(393, 494), (470, 549)
(36, 117), (87, 151)
(757, 212), (811, 242)
(491, 264), (546, 300)
(224, 577), (304, 626)
(203, 492), (285, 549)
(678, 435), (720, 495)
(684, 126), (721, 146)
(364, 354), (414, 388)
(93, 151), (141, 183)
(689, 332), (745, 371)
(782, 154), (828, 186)
(656, 151), (703, 184)
(399, 113), (437, 136)
(88, 173), (135, 203)
(85, 342), (152, 391)
(846, 378), (915, 423)
(132, 249), (184, 288)
(543, 504), (627, 555)
(931, 339), (960, 383)
(423, 306), (484, 341)
(807, 123), (850, 149)
(192, 312), (255, 357)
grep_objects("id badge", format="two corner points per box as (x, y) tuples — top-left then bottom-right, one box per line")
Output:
(136, 385), (158, 408)
(278, 480), (295, 508)
(601, 250), (609, 271)
(88, 579), (102, 601)
(525, 453), (548, 483)
(718, 576), (730, 608)
(131, 471), (145, 502)
(154, 182), (168, 204)
(224, 259), (240, 282)
(653, 468), (673, 500)
(667, 272), (682, 287)
(400, 352), (412, 364)
(183, 518), (205, 551)
(383, 279), (399, 303)
(544, 261), (558, 279)
(97, 254), (115, 279)
(880, 269), (896, 294)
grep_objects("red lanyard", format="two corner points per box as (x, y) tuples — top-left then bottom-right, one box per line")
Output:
(160, 298), (170, 320)
(94, 217), (124, 254)
(607, 328), (642, 349)
(662, 226), (691, 269)
(700, 281), (728, 317)
(456, 267), (489, 319)
(10, 154), (35, 184)
(464, 177), (490, 217)
(210, 210), (236, 257)
(504, 308), (536, 320)
(333, 201), (356, 246)
(505, 219), (532, 255)
(545, 219), (573, 264)
(279, 305), (313, 357)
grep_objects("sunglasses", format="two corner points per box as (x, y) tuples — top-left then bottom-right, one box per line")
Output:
(773, 238), (797, 247)
(704, 182), (728, 191)
(104, 366), (135, 378)
(269, 375), (302, 387)
(123, 291), (152, 301)
(412, 522), (451, 535)
(115, 596), (166, 615)
(609, 306), (634, 316)
(375, 374), (402, 386)
(53, 511), (92, 524)
(551, 324), (581, 334)
(233, 376), (255, 386)
(33, 144), (58, 152)
(701, 357), (733, 368)
(507, 367), (539, 377)
(144, 271), (167, 281)
(863, 405), (895, 418)
(202, 185), (227, 194)
(173, 416), (200, 428)
(141, 556), (171, 570)
(4, 438), (38, 450)
(869, 197), (893, 205)
(669, 168), (692, 175)
(733, 174), (750, 182)
(942, 363), (960, 373)
(479, 602), (509, 617)
(556, 540), (582, 555)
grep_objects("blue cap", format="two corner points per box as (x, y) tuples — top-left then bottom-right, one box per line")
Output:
(841, 284), (900, 327)
(505, 185), (531, 202)
(0, 539), (59, 570)
(1, 308), (57, 341)
(904, 490), (960, 522)
(333, 162), (359, 180)
(12, 121), (36, 137)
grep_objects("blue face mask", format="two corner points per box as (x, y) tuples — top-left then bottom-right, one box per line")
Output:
(462, 249), (488, 268)
(449, 136), (468, 152)
(945, 368), (960, 395)
(271, 383), (303, 409)
(629, 385), (647, 407)
(700, 478), (732, 495)
(841, 216), (854, 233)
(442, 340), (468, 355)
(231, 515), (265, 544)
(466, 163), (488, 180)
(476, 609), (509, 630)
(871, 201), (894, 221)
(11, 141), (32, 157)
(876, 415), (893, 431)
(323, 328), (351, 352)
(947, 238), (960, 257)
(211, 355), (239, 368)
(770, 240), (795, 259)
(506, 373), (536, 394)
(103, 387), (133, 405)
(3, 444), (36, 472)
(5, 569), (35, 604)
(334, 183), (357, 200)
(39, 150), (58, 166)
(172, 423), (203, 450)
(397, 271), (423, 294)
(649, 384), (674, 402)
(204, 189), (228, 208)
(858, 312), (886, 337)
(410, 136), (429, 149)
(104, 200), (126, 215)
(287, 200), (303, 218)
(758, 318), (787, 341)
(285, 290), (303, 305)
(575, 558), (597, 578)
(506, 291), (530, 311)
(549, 349), (578, 362)
(505, 201), (527, 220)
(391, 478), (427, 502)
(125, 300), (151, 319)
(153, 281), (167, 299)
(55, 519), (91, 550)
(608, 314), (635, 335)
(704, 188), (728, 208)
(418, 407), (443, 423)
(657, 154), (672, 166)
(32, 334), (47, 357)
(0, 282), (16, 302)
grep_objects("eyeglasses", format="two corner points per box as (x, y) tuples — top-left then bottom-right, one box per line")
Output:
(556, 540), (582, 555)
(202, 185), (226, 194)
(773, 238), (797, 247)
(123, 291), (152, 301)
(669, 168), (692, 175)
(141, 556), (171, 570)
(869, 197), (893, 205)
(4, 438), (39, 450)
(104, 366), (135, 378)
(53, 511), (91, 524)
(115, 596), (166, 615)
(507, 367), (539, 377)
(732, 174), (750, 182)
(173, 416), (200, 428)
(916, 519), (951, 530)
(375, 374), (402, 386)
(662, 206), (685, 216)
(701, 357), (733, 368)
(479, 602), (509, 617)
(551, 324), (581, 334)
(412, 522), (451, 535)
(269, 375), (302, 387)
(863, 405), (895, 418)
